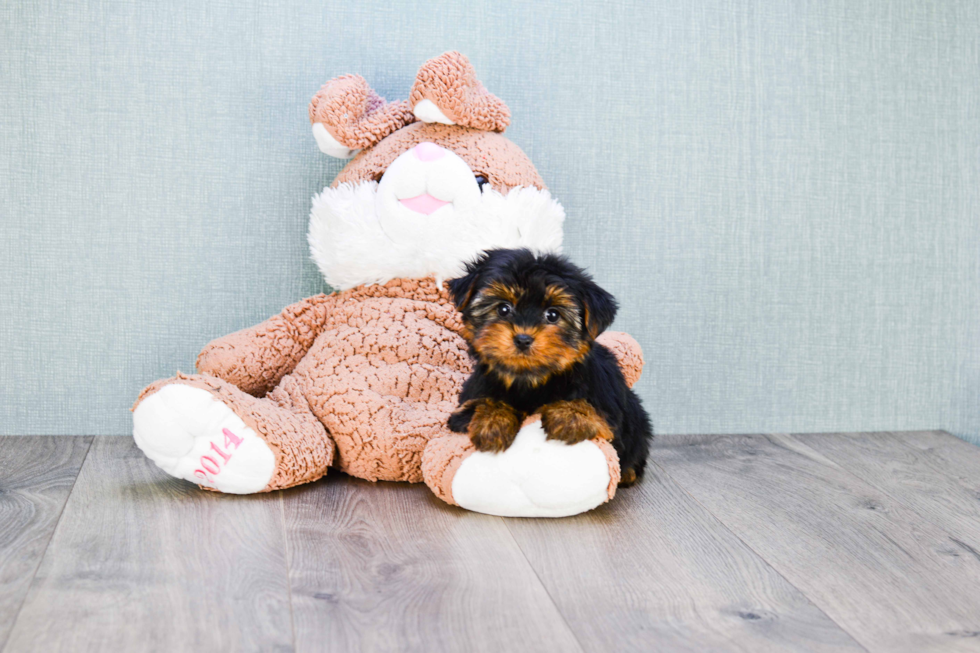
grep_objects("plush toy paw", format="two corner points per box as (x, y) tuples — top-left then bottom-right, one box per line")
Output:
(133, 383), (276, 494)
(133, 374), (335, 493)
(422, 418), (620, 518)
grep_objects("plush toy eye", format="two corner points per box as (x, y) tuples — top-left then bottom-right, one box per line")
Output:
(545, 308), (560, 323)
(475, 175), (489, 191)
(496, 303), (512, 318)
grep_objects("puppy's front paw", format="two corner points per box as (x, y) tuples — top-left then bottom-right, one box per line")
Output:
(468, 399), (521, 453)
(540, 400), (614, 445)
(448, 402), (476, 433)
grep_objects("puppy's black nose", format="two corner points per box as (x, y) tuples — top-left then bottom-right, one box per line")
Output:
(513, 334), (534, 351)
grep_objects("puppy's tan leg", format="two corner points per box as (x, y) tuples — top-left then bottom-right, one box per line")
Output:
(468, 399), (522, 453)
(540, 399), (614, 445)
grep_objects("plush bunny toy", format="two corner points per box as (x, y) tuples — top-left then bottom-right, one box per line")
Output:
(132, 52), (645, 517)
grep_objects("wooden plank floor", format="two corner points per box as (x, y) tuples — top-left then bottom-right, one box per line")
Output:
(1, 432), (979, 652)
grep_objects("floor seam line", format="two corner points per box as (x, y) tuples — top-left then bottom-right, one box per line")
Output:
(1, 435), (95, 653)
(500, 517), (588, 653)
(280, 492), (299, 653)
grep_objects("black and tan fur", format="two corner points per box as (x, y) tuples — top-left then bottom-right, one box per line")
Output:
(447, 248), (653, 486)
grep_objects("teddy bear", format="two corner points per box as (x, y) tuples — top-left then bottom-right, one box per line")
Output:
(132, 51), (645, 518)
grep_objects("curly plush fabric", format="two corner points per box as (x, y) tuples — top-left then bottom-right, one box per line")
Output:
(193, 277), (470, 482)
(592, 438), (622, 497)
(595, 331), (644, 388)
(196, 293), (337, 397)
(408, 51), (511, 132)
(309, 74), (416, 150)
(420, 432), (476, 505)
(299, 279), (471, 481)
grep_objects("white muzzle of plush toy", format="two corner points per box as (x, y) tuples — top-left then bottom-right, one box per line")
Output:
(375, 142), (482, 242)
(309, 143), (565, 291)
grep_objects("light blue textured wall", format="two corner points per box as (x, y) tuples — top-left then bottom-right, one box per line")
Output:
(1, 0), (978, 441)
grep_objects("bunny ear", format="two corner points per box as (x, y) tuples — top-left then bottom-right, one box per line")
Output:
(408, 52), (511, 132)
(308, 74), (416, 158)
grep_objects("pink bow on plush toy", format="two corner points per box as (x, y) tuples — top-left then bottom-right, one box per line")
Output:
(132, 51), (644, 517)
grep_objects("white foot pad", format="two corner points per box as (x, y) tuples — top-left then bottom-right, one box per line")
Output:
(133, 384), (276, 494)
(451, 421), (612, 518)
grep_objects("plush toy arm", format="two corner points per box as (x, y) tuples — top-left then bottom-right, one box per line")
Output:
(196, 293), (337, 396)
(595, 331), (644, 387)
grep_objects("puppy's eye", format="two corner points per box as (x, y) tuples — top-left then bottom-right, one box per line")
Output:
(496, 303), (512, 318)
(545, 308), (560, 324)
(475, 175), (489, 192)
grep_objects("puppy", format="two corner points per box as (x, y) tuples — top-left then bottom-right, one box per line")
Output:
(447, 248), (653, 486)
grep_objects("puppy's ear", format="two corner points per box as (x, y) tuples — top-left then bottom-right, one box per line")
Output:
(448, 269), (480, 312)
(448, 253), (489, 311)
(579, 279), (618, 339)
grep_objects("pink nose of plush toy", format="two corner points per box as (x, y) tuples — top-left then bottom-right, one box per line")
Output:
(413, 142), (445, 162)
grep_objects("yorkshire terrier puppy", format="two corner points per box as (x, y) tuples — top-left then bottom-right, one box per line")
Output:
(447, 248), (653, 486)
